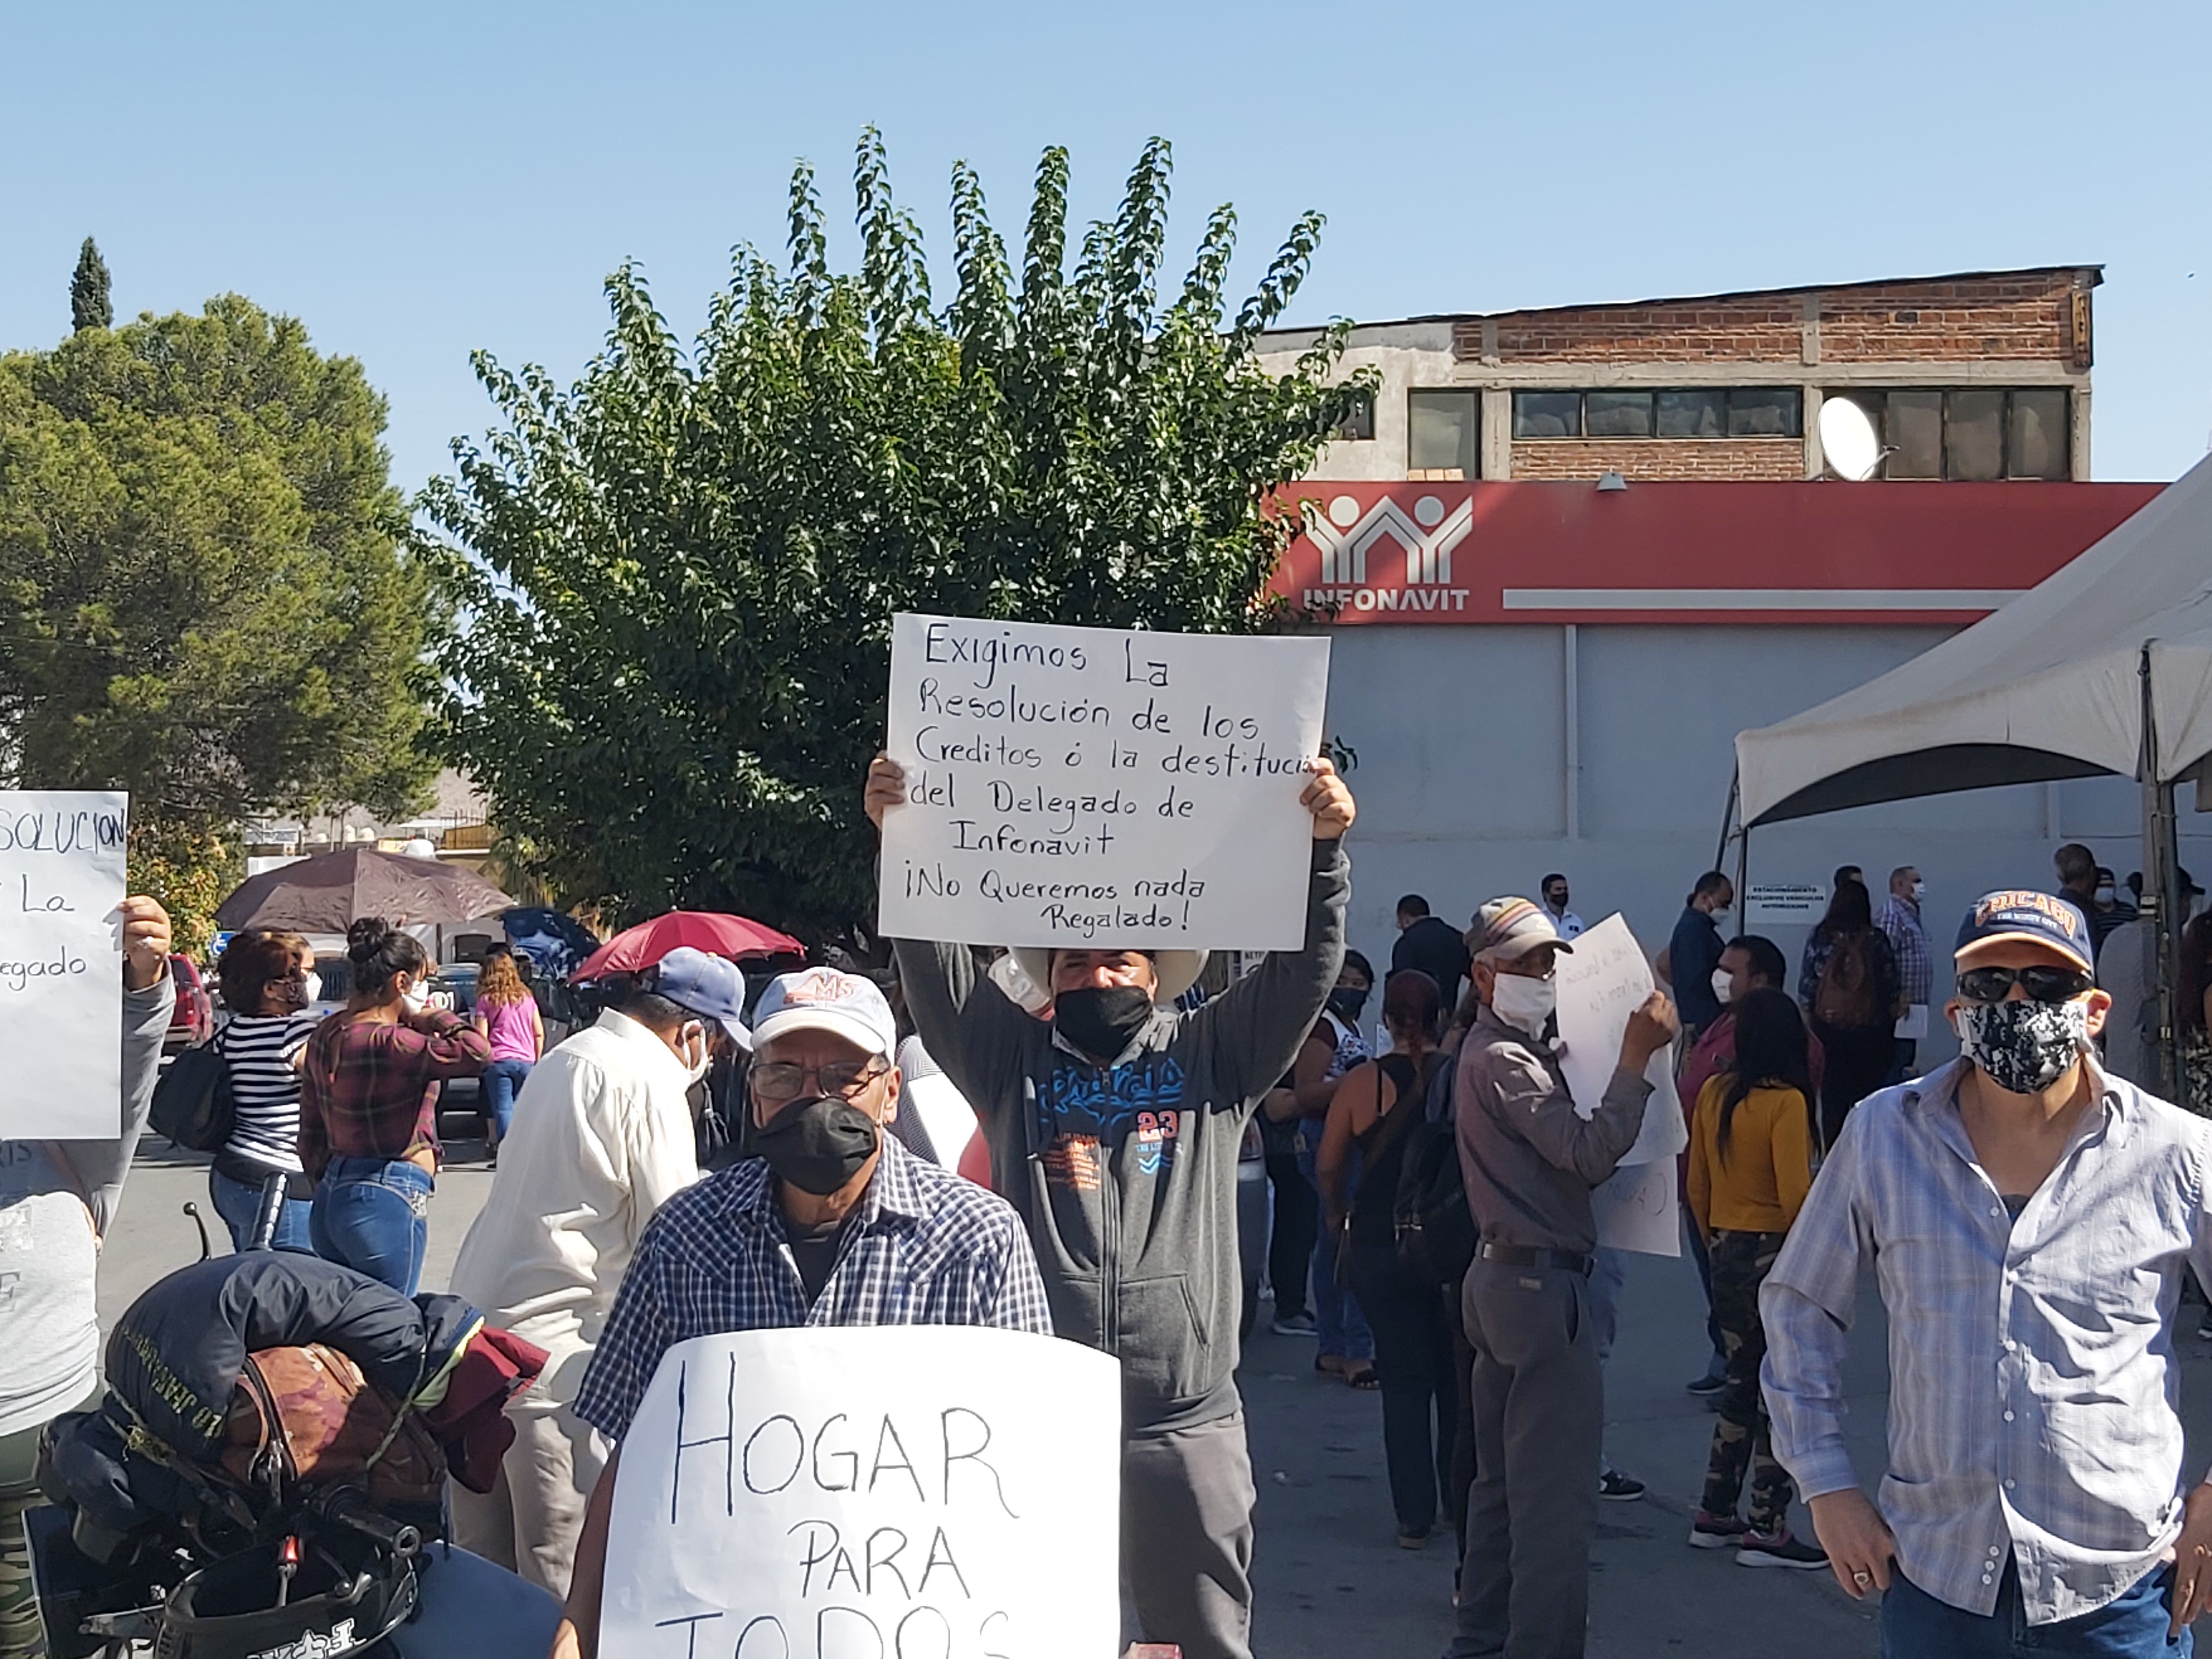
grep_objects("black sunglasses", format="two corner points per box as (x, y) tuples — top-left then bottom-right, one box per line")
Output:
(1956, 964), (2093, 1005)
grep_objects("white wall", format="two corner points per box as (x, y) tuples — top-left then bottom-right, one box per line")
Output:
(1324, 623), (2212, 1061)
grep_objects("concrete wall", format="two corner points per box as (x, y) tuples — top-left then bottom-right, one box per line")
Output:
(1323, 623), (2211, 1062)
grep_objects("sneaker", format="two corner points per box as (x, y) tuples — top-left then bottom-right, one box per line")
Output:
(1598, 1469), (1646, 1502)
(2198, 1314), (2212, 1341)
(1271, 1312), (1318, 1337)
(1688, 1511), (1750, 1550)
(1736, 1530), (1830, 1570)
(1686, 1372), (1728, 1398)
(1396, 1525), (1430, 1551)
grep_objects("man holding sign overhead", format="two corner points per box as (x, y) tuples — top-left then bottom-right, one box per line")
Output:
(865, 612), (1352, 1659)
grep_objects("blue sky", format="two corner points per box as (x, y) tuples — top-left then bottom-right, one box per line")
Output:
(3, 0), (2205, 494)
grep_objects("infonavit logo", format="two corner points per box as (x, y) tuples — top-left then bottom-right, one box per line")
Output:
(1301, 492), (1474, 612)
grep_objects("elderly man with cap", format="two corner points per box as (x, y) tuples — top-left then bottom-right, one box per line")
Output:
(548, 966), (1052, 1659)
(449, 945), (747, 1596)
(1764, 891), (2212, 1656)
(1446, 897), (1678, 1659)
(862, 752), (1355, 1659)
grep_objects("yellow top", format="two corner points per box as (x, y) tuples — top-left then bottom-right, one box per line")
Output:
(1686, 1074), (1814, 1236)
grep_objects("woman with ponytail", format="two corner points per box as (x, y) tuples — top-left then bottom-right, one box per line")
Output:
(298, 917), (490, 1293)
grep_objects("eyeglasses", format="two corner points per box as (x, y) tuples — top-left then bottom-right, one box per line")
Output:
(751, 1060), (890, 1105)
(1956, 965), (2094, 1005)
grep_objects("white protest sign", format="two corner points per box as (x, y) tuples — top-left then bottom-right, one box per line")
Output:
(602, 1326), (1122, 1659)
(0, 792), (128, 1139)
(1593, 1158), (1680, 1257)
(1553, 913), (1685, 1171)
(878, 613), (1330, 951)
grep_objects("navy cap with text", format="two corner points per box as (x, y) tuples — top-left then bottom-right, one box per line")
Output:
(1953, 889), (2095, 974)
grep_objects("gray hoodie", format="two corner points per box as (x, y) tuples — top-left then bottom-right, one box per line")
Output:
(896, 841), (1348, 1432)
(0, 977), (173, 1440)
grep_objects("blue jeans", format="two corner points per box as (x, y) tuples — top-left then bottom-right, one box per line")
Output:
(481, 1058), (533, 1142)
(311, 1156), (431, 1295)
(1883, 1560), (2191, 1658)
(208, 1167), (315, 1254)
(1297, 1124), (1373, 1362)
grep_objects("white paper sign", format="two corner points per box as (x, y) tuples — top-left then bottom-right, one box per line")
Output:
(1553, 913), (1685, 1170)
(1895, 1003), (1929, 1040)
(0, 792), (128, 1139)
(877, 614), (1331, 951)
(1593, 1158), (1681, 1257)
(601, 1327), (1122, 1659)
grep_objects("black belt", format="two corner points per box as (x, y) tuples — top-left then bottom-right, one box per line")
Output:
(1476, 1242), (1594, 1276)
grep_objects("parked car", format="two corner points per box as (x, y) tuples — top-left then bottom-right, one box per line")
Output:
(163, 955), (213, 1056)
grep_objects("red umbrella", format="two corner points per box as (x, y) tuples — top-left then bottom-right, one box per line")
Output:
(572, 911), (805, 981)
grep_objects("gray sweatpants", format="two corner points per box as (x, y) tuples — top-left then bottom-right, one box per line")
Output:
(1122, 1411), (1257, 1659)
(1446, 1260), (1602, 1659)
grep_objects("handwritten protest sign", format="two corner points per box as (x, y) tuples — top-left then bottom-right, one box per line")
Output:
(878, 613), (1330, 951)
(601, 1326), (1122, 1659)
(1553, 913), (1684, 1256)
(1592, 1159), (1680, 1258)
(0, 792), (127, 1139)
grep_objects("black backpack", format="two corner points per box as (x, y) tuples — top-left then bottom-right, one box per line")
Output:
(151, 1038), (234, 1153)
(1393, 1040), (1477, 1288)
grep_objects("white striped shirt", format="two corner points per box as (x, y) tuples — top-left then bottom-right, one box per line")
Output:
(217, 1012), (322, 1173)
(1761, 1057), (2212, 1624)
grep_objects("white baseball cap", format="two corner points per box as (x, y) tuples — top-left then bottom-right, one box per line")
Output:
(750, 968), (899, 1058)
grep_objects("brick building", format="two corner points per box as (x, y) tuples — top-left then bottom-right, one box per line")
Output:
(1259, 266), (2098, 484)
(1251, 264), (2194, 1059)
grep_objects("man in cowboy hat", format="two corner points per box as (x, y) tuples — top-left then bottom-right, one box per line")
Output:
(864, 753), (1355, 1659)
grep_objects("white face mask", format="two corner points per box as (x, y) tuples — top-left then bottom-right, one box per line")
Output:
(1489, 972), (1557, 1037)
(400, 978), (430, 1013)
(1712, 968), (1736, 1007)
(300, 970), (323, 1006)
(1709, 905), (1733, 923)
(678, 1022), (713, 1085)
(1910, 881), (1927, 902)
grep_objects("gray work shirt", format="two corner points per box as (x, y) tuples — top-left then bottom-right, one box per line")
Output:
(1453, 1007), (1653, 1255)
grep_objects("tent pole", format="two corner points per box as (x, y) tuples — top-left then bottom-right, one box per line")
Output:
(2142, 644), (2184, 1099)
(1715, 769), (1740, 874)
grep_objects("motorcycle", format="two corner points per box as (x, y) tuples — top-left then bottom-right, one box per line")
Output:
(29, 1204), (564, 1659)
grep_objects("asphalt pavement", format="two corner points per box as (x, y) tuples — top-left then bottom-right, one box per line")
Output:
(91, 1141), (2212, 1658)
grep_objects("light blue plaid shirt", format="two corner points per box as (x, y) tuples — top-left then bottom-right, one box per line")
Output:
(1762, 1057), (2212, 1625)
(575, 1136), (1053, 1444)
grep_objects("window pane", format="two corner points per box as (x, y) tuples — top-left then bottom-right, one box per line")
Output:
(1945, 389), (2005, 481)
(1884, 391), (1943, 478)
(1728, 387), (1803, 438)
(1513, 392), (1582, 440)
(1656, 389), (1725, 438)
(2008, 388), (2069, 479)
(1583, 391), (1653, 437)
(1408, 391), (1478, 476)
(1335, 391), (1375, 443)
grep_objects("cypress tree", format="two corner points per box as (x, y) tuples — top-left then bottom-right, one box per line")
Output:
(70, 237), (112, 331)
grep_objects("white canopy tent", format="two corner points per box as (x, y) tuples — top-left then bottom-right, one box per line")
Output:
(1737, 454), (2212, 828)
(1731, 454), (2212, 1088)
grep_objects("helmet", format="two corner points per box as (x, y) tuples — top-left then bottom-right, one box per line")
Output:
(151, 1537), (415, 1659)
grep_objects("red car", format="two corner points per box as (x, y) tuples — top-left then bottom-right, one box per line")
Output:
(164, 954), (214, 1055)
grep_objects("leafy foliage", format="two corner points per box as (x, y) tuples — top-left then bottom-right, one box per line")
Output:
(1, 295), (437, 941)
(423, 132), (1368, 944)
(70, 237), (111, 333)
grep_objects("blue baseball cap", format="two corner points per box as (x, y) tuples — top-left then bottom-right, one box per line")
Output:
(1953, 890), (2095, 975)
(649, 946), (753, 1049)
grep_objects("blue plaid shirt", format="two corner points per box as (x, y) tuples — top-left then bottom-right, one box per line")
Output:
(1876, 893), (1933, 1007)
(574, 1136), (1053, 1443)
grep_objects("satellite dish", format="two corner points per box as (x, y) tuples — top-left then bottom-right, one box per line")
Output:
(1819, 397), (1882, 481)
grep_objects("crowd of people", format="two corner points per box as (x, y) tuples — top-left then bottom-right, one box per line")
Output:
(22, 795), (2212, 1659)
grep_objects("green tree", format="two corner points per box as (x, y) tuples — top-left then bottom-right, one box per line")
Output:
(0, 295), (437, 947)
(70, 237), (111, 332)
(421, 132), (1369, 944)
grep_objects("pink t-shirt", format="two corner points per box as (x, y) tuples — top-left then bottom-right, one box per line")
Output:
(479, 996), (538, 1063)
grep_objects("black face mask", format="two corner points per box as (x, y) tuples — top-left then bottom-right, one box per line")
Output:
(1054, 985), (1154, 1060)
(749, 1096), (881, 1195)
(1327, 986), (1369, 1023)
